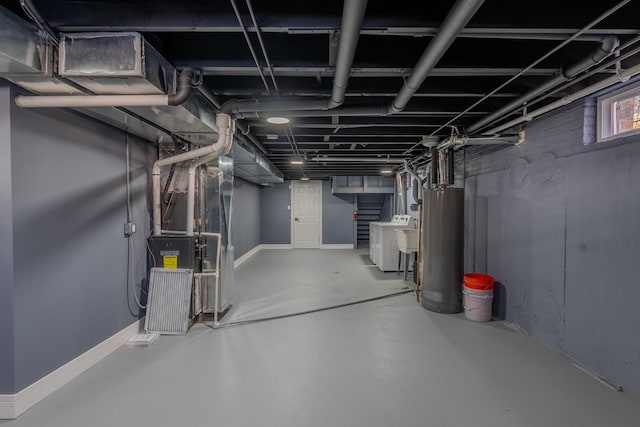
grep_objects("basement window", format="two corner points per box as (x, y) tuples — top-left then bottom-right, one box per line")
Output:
(597, 81), (640, 141)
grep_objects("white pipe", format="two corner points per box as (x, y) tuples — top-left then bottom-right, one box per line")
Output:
(153, 113), (234, 235)
(485, 63), (640, 135)
(186, 167), (197, 237)
(15, 94), (170, 108)
(213, 232), (221, 326)
(186, 153), (220, 237)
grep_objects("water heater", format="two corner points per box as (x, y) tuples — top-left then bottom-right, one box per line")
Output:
(421, 187), (464, 313)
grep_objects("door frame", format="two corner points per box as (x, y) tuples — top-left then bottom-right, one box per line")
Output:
(290, 180), (322, 248)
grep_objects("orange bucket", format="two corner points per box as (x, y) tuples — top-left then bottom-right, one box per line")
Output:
(463, 273), (494, 291)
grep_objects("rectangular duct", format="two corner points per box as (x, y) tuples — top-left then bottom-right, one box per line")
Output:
(0, 7), (49, 75)
(145, 268), (193, 335)
(0, 7), (80, 95)
(232, 142), (285, 184)
(0, 7), (284, 184)
(57, 32), (219, 143)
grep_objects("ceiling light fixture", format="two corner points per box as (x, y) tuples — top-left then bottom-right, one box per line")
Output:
(291, 160), (304, 165)
(266, 133), (278, 140)
(266, 116), (290, 124)
(381, 170), (393, 174)
(300, 177), (310, 181)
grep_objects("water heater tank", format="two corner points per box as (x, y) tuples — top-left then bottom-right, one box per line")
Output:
(421, 188), (464, 313)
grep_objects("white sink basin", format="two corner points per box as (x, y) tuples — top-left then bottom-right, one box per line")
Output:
(395, 228), (418, 252)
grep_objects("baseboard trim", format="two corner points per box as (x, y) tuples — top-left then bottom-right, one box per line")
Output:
(320, 244), (354, 249)
(0, 319), (143, 420)
(260, 244), (294, 250)
(234, 245), (261, 268)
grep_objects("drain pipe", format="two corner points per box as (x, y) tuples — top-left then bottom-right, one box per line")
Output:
(153, 113), (234, 235)
(465, 36), (619, 135)
(404, 159), (425, 201)
(390, 0), (484, 113)
(329, 0), (368, 108)
(196, 85), (270, 156)
(221, 0), (368, 116)
(15, 68), (197, 108)
(484, 61), (640, 135)
(221, 0), (483, 118)
(185, 136), (234, 237)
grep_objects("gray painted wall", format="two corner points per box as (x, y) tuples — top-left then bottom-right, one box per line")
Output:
(259, 181), (357, 245)
(0, 87), (15, 394)
(260, 182), (291, 244)
(463, 98), (640, 396)
(233, 178), (260, 258)
(7, 86), (154, 392)
(322, 181), (355, 245)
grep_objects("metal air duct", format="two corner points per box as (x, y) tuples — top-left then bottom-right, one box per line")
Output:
(0, 13), (285, 184)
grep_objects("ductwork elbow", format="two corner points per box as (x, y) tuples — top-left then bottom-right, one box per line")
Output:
(168, 68), (196, 106)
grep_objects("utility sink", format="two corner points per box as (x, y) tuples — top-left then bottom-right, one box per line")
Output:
(395, 228), (418, 252)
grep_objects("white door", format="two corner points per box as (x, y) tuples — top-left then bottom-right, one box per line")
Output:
(291, 180), (321, 248)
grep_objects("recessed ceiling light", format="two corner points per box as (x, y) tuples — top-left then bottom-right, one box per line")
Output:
(300, 177), (310, 181)
(266, 116), (290, 124)
(266, 133), (278, 140)
(291, 160), (304, 165)
(381, 170), (393, 174)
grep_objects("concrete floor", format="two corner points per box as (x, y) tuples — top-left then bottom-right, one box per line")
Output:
(3, 249), (640, 427)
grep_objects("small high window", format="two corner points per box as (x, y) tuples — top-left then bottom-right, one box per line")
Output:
(597, 81), (640, 141)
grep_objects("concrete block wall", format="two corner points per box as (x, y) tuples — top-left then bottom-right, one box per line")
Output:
(463, 98), (640, 396)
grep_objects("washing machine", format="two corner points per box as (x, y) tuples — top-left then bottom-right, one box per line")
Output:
(369, 215), (416, 272)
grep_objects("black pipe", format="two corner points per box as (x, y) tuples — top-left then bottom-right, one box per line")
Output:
(466, 35), (619, 134)
(329, 0), (368, 108)
(447, 148), (455, 185)
(430, 148), (439, 186)
(219, 0), (483, 118)
(229, 0), (272, 94)
(168, 68), (195, 106)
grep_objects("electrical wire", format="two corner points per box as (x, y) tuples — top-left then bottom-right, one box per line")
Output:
(208, 288), (413, 329)
(126, 133), (146, 309)
(146, 238), (157, 268)
(19, 0), (59, 46)
(125, 133), (132, 222)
